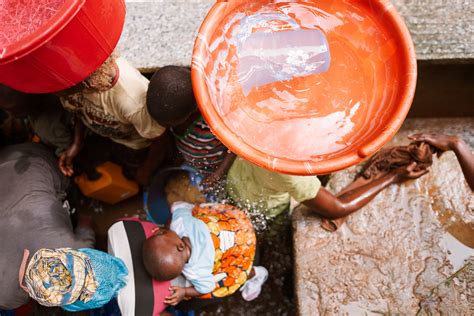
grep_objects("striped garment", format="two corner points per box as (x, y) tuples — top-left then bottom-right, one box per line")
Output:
(172, 116), (227, 174)
(108, 219), (170, 316)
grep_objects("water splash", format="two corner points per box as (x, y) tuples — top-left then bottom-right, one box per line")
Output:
(164, 171), (275, 234)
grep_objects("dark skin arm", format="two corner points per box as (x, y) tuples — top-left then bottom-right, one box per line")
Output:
(164, 286), (202, 306)
(303, 163), (428, 219)
(135, 132), (172, 187)
(454, 139), (474, 191)
(409, 133), (474, 191)
(59, 119), (85, 176)
(201, 151), (236, 188)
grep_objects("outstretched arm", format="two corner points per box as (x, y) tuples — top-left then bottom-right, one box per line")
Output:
(136, 132), (172, 187)
(202, 151), (236, 188)
(216, 151), (237, 176)
(303, 163), (428, 219)
(58, 119), (85, 176)
(409, 133), (474, 191)
(454, 139), (474, 190)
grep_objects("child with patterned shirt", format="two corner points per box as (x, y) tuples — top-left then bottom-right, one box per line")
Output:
(146, 66), (235, 188)
(57, 54), (170, 186)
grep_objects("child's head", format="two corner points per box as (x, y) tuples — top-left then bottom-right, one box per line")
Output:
(142, 227), (190, 281)
(146, 66), (197, 127)
(58, 53), (118, 96)
(82, 53), (117, 92)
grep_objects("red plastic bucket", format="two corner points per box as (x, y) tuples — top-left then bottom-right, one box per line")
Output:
(192, 0), (417, 175)
(0, 0), (126, 93)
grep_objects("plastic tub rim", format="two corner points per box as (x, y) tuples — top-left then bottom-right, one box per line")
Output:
(191, 0), (417, 176)
(0, 0), (86, 65)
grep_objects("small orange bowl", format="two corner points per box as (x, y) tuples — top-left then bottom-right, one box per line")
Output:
(192, 0), (416, 175)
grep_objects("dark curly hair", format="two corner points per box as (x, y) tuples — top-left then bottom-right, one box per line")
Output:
(146, 66), (196, 126)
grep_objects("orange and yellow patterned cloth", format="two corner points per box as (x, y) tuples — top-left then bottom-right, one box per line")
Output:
(192, 204), (256, 299)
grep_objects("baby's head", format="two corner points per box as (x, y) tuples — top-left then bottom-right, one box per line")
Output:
(146, 66), (197, 128)
(142, 227), (189, 281)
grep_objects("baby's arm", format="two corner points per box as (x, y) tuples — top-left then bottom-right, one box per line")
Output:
(164, 286), (202, 306)
(164, 272), (215, 305)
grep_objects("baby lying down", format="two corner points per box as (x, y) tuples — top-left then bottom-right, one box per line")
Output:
(143, 202), (268, 305)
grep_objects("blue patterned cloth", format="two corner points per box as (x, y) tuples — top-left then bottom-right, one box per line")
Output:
(63, 249), (128, 312)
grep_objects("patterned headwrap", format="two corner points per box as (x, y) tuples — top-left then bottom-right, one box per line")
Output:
(23, 248), (98, 307)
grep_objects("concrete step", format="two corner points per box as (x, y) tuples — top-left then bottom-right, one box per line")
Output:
(119, 0), (473, 71)
(292, 117), (474, 315)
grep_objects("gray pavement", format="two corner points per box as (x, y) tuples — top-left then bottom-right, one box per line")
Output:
(119, 0), (473, 71)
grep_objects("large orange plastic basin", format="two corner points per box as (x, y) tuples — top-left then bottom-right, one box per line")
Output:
(192, 0), (417, 175)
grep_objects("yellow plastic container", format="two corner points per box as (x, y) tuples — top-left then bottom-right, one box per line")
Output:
(75, 162), (139, 205)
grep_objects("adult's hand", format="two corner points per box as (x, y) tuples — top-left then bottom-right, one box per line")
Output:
(410, 133), (473, 190)
(409, 133), (459, 152)
(392, 162), (429, 183)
